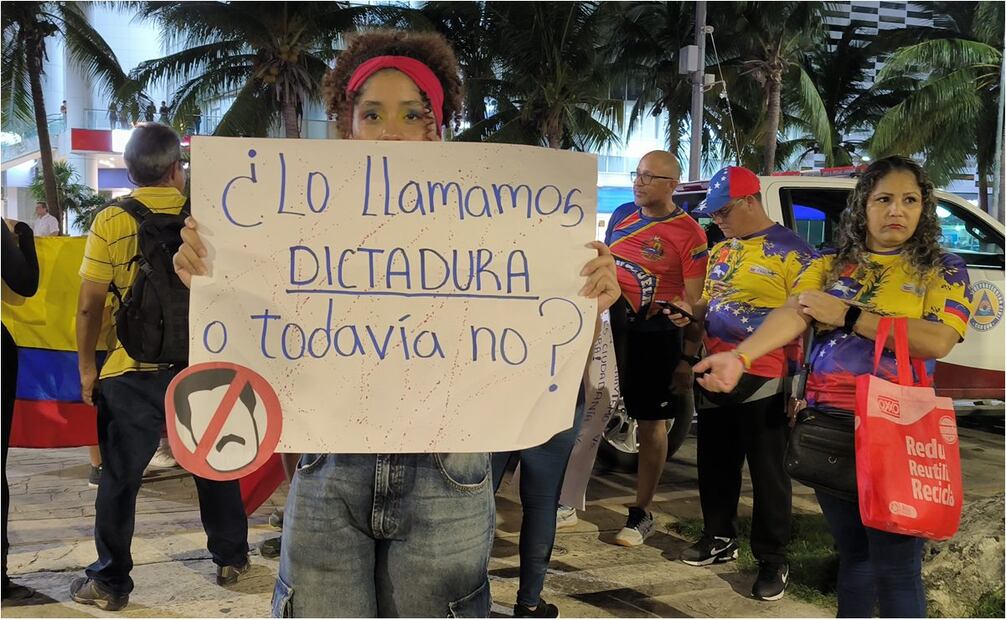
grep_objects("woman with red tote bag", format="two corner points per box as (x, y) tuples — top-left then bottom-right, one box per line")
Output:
(692, 156), (974, 617)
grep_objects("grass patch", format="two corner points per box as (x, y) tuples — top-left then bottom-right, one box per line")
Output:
(669, 513), (838, 612)
(968, 589), (1005, 618)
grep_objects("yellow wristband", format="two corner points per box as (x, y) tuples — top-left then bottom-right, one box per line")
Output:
(734, 350), (752, 370)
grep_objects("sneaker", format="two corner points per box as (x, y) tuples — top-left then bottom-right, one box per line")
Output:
(260, 536), (281, 559)
(268, 508), (284, 529)
(145, 439), (177, 472)
(680, 534), (738, 566)
(514, 598), (560, 618)
(216, 558), (251, 586)
(556, 505), (578, 529)
(751, 561), (789, 601)
(87, 465), (102, 489)
(69, 577), (129, 611)
(613, 507), (655, 547)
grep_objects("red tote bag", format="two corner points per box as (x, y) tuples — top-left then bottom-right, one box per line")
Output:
(854, 317), (962, 540)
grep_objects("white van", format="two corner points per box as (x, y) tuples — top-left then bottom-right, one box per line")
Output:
(597, 174), (1005, 470)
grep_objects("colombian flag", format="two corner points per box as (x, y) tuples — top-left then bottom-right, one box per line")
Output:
(2, 237), (104, 447)
(1, 237), (283, 514)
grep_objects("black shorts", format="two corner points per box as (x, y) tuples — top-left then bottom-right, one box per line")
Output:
(609, 298), (683, 421)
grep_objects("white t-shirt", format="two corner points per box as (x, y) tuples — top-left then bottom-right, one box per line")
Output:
(34, 213), (59, 236)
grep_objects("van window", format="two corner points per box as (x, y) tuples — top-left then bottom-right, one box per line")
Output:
(780, 188), (849, 251)
(673, 190), (725, 245)
(936, 200), (1005, 270)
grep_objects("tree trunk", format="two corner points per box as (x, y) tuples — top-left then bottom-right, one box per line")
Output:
(762, 74), (782, 175)
(282, 98), (300, 139)
(977, 159), (989, 215)
(27, 35), (61, 233)
(667, 112), (680, 155)
(545, 113), (562, 149)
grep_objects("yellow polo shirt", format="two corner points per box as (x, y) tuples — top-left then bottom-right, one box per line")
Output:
(79, 186), (186, 379)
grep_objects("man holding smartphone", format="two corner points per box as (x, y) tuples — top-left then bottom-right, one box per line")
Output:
(666, 166), (824, 601)
(603, 151), (708, 547)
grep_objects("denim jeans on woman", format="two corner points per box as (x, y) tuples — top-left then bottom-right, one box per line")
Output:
(274, 452), (494, 617)
(816, 490), (926, 618)
(491, 400), (585, 608)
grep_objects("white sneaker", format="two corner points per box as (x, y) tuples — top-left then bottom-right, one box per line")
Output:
(146, 439), (177, 472)
(556, 505), (578, 529)
(614, 507), (655, 547)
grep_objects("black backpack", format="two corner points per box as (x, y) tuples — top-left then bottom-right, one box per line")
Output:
(108, 197), (191, 365)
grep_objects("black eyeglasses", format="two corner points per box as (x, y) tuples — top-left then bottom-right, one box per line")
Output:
(712, 199), (744, 221)
(630, 171), (676, 185)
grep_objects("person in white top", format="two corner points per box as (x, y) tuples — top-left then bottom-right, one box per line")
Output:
(33, 203), (59, 236)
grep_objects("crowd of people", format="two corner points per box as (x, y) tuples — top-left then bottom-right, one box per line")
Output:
(2, 28), (974, 619)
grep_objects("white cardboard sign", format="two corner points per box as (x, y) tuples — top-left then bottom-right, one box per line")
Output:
(189, 137), (597, 453)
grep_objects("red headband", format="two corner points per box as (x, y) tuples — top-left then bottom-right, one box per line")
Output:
(345, 55), (445, 136)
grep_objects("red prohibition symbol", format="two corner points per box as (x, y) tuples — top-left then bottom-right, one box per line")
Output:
(165, 362), (283, 481)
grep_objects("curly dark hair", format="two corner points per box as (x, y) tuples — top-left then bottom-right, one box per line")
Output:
(828, 155), (943, 284)
(323, 30), (464, 139)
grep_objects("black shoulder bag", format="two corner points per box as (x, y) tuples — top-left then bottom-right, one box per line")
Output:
(784, 329), (858, 502)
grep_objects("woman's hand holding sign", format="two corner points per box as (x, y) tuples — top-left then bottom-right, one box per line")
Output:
(580, 241), (619, 317)
(174, 216), (207, 289)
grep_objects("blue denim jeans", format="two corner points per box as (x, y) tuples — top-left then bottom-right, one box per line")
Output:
(816, 490), (926, 618)
(491, 403), (584, 608)
(87, 369), (249, 595)
(273, 453), (494, 617)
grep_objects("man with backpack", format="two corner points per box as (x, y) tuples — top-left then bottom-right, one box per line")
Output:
(71, 123), (249, 611)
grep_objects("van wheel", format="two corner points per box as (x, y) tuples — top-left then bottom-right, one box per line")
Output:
(597, 390), (694, 473)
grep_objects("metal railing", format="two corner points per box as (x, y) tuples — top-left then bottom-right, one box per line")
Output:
(80, 108), (336, 139)
(1, 115), (65, 164)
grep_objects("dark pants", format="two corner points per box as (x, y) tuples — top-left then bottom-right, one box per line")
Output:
(491, 403), (584, 607)
(2, 326), (17, 590)
(816, 490), (926, 618)
(609, 298), (682, 421)
(86, 369), (248, 595)
(696, 393), (791, 564)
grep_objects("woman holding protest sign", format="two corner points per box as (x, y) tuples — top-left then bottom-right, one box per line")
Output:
(686, 156), (972, 617)
(173, 29), (619, 618)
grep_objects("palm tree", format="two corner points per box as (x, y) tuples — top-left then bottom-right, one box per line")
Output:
(603, 1), (695, 157)
(871, 1), (1004, 213)
(707, 1), (830, 174)
(2, 1), (131, 233)
(457, 2), (623, 151)
(132, 1), (364, 139)
(780, 23), (916, 168)
(28, 159), (107, 233)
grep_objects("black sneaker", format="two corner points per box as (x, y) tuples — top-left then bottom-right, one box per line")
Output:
(268, 508), (284, 529)
(614, 506), (655, 547)
(260, 536), (281, 559)
(751, 561), (789, 601)
(69, 577), (129, 611)
(216, 558), (251, 586)
(87, 465), (102, 489)
(514, 598), (560, 618)
(680, 534), (738, 566)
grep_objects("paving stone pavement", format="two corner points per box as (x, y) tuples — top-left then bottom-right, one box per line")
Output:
(3, 425), (1002, 618)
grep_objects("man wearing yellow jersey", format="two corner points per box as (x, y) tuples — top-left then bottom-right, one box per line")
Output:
(71, 124), (249, 611)
(668, 167), (824, 601)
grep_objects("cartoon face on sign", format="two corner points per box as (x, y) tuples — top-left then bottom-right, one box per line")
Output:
(165, 362), (283, 481)
(173, 369), (264, 472)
